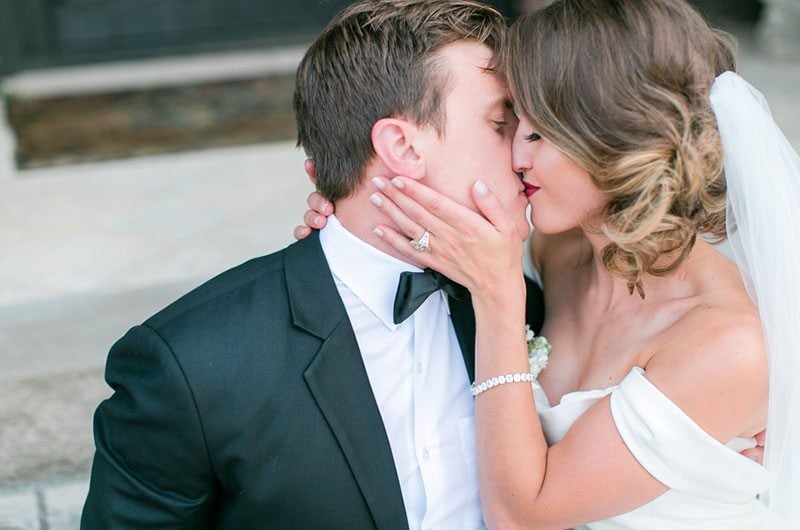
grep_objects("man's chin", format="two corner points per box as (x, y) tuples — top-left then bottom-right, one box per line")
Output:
(515, 217), (532, 242)
(518, 225), (532, 242)
(513, 207), (532, 242)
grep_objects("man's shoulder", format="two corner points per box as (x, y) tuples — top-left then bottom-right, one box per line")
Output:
(144, 235), (323, 331)
(144, 251), (284, 330)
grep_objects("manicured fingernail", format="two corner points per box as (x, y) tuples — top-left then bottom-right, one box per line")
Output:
(391, 178), (405, 189)
(371, 177), (386, 190)
(313, 215), (322, 226)
(373, 228), (385, 237)
(319, 200), (330, 213)
(474, 180), (488, 196)
(369, 194), (383, 207)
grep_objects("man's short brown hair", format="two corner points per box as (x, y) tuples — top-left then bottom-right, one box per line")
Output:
(293, 0), (507, 201)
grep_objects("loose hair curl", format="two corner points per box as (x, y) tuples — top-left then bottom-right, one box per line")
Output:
(505, 0), (736, 293)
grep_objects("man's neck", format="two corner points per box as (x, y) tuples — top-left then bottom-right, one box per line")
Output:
(334, 190), (426, 269)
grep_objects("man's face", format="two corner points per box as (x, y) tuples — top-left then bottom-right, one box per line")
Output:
(417, 42), (530, 241)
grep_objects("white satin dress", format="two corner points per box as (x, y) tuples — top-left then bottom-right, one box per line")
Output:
(533, 372), (769, 529)
(523, 245), (770, 529)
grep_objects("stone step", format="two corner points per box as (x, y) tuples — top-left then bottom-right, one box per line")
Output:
(6, 75), (296, 169)
(2, 48), (305, 169)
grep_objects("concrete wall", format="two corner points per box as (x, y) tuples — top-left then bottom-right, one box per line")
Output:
(760, 0), (800, 57)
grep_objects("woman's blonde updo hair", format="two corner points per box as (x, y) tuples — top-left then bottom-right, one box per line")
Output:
(505, 0), (737, 294)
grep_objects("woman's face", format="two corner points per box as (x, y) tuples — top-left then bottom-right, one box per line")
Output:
(512, 114), (609, 234)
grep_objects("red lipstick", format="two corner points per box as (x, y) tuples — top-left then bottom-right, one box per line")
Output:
(524, 183), (540, 197)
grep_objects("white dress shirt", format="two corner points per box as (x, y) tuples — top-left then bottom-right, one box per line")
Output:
(319, 215), (484, 530)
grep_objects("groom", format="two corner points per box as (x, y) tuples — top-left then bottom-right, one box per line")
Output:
(81, 1), (543, 528)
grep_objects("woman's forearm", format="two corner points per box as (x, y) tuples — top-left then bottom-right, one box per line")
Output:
(471, 279), (551, 528)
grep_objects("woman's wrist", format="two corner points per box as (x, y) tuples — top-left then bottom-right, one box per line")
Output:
(470, 275), (526, 314)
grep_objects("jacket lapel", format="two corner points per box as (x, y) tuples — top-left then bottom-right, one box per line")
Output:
(285, 233), (408, 530)
(524, 276), (546, 334)
(448, 276), (546, 383)
(304, 324), (409, 530)
(448, 291), (476, 383)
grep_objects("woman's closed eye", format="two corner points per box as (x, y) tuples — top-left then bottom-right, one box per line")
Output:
(524, 132), (542, 142)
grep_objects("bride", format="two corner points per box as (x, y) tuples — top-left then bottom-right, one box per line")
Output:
(299, 0), (798, 527)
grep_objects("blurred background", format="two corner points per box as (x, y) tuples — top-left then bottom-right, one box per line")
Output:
(0, 0), (798, 527)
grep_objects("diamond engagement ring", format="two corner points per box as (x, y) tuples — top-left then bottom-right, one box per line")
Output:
(409, 230), (432, 252)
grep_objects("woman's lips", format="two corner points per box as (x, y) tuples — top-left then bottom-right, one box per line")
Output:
(524, 182), (541, 197)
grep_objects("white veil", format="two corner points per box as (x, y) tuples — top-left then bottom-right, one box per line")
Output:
(709, 72), (800, 527)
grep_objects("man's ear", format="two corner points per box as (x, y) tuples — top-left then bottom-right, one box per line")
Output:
(371, 118), (428, 180)
(304, 158), (317, 185)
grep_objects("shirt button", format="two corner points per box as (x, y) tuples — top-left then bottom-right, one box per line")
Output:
(422, 448), (430, 461)
(415, 362), (423, 374)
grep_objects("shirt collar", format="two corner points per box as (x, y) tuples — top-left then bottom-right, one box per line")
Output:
(320, 215), (428, 330)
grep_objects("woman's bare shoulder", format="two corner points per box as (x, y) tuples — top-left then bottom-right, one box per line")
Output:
(645, 297), (768, 440)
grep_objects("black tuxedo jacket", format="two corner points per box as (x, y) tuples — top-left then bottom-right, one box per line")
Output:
(81, 231), (544, 529)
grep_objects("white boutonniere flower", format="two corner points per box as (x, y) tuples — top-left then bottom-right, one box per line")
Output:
(526, 324), (552, 379)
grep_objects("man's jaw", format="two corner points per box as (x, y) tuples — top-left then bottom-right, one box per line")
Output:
(334, 195), (428, 269)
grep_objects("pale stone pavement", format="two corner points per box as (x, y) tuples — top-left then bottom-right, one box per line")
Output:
(0, 138), (311, 528)
(0, 40), (798, 529)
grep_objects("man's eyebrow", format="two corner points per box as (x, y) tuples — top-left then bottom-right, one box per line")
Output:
(484, 96), (514, 113)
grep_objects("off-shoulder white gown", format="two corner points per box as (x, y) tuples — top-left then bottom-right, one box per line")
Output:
(533, 370), (769, 529)
(523, 243), (770, 529)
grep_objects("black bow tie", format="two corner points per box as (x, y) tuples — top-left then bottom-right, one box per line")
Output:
(393, 269), (466, 324)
